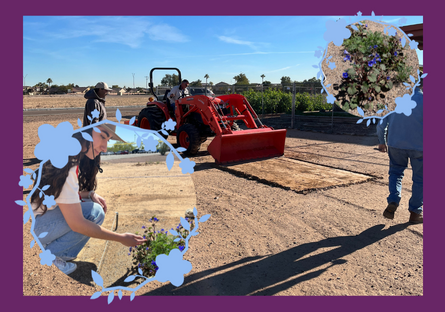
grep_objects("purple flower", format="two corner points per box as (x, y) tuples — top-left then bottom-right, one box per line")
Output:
(138, 263), (141, 267)
(394, 51), (398, 56)
(368, 61), (374, 67)
(343, 72), (349, 79)
(128, 253), (131, 256)
(365, 24), (368, 27)
(387, 76), (390, 80)
(129, 247), (132, 252)
(376, 53), (380, 57)
(161, 229), (164, 232)
(142, 226), (146, 229)
(376, 57), (381, 62)
(344, 50), (349, 55)
(374, 45), (378, 48)
(368, 97), (372, 100)
(151, 260), (157, 266)
(179, 246), (185, 252)
(146, 247), (149, 250)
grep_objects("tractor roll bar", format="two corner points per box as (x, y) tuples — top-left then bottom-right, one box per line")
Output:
(149, 67), (182, 101)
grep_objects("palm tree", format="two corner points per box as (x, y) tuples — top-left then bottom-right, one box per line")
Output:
(46, 78), (53, 89)
(204, 74), (209, 96)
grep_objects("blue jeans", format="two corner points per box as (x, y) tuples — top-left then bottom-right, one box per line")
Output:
(34, 202), (105, 259)
(387, 147), (423, 214)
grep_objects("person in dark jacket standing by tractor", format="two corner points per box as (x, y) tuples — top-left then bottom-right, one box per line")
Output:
(83, 82), (112, 126)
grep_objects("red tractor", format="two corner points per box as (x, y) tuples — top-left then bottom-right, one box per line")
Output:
(125, 68), (287, 164)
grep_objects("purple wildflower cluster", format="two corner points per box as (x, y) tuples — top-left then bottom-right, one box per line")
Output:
(128, 215), (192, 277)
(367, 46), (382, 68)
(337, 21), (413, 112)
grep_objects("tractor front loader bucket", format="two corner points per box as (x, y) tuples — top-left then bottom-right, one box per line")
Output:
(207, 128), (287, 164)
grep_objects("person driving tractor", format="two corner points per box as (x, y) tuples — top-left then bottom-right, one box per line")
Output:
(167, 79), (190, 111)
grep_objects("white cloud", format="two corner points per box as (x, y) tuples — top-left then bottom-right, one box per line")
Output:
(29, 17), (188, 48)
(218, 36), (259, 49)
(215, 51), (312, 57)
(145, 24), (189, 43)
(265, 66), (293, 73)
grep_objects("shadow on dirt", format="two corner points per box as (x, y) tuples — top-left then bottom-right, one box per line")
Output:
(140, 223), (410, 296)
(23, 158), (40, 167)
(68, 261), (99, 286)
(107, 267), (144, 288)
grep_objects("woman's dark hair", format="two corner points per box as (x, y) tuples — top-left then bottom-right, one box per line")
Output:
(31, 127), (100, 215)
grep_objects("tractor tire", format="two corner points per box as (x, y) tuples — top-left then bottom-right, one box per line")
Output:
(137, 106), (168, 138)
(137, 106), (166, 131)
(177, 124), (201, 156)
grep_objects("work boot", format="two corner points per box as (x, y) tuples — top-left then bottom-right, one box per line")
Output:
(409, 211), (423, 224)
(383, 202), (398, 219)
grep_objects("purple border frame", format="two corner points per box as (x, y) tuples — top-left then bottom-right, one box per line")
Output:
(8, 1), (440, 311)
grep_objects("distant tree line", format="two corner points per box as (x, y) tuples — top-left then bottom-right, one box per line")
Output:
(24, 73), (321, 95)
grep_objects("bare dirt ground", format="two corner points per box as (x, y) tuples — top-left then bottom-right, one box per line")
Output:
(23, 94), (150, 110)
(22, 97), (422, 297)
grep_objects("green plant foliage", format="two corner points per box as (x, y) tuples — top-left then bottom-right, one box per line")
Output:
(339, 22), (413, 110)
(130, 216), (191, 277)
(240, 89), (331, 114)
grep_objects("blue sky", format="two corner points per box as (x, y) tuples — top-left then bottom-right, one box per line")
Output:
(23, 15), (423, 88)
